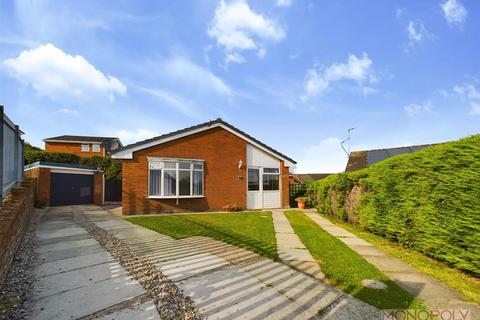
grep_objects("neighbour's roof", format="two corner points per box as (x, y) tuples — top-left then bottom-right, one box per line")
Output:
(345, 143), (439, 172)
(293, 173), (332, 182)
(111, 118), (296, 165)
(43, 135), (120, 143)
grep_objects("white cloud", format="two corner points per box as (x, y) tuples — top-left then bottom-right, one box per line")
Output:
(137, 86), (198, 118)
(295, 137), (347, 173)
(207, 0), (285, 64)
(302, 52), (376, 99)
(404, 102), (432, 116)
(453, 82), (480, 115)
(453, 83), (480, 100)
(162, 56), (231, 95)
(56, 108), (79, 116)
(470, 103), (480, 115)
(115, 128), (159, 145)
(225, 52), (247, 65)
(276, 0), (292, 8)
(4, 44), (126, 101)
(404, 21), (433, 54)
(441, 0), (467, 26)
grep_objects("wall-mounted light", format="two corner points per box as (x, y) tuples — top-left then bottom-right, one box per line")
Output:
(238, 160), (243, 169)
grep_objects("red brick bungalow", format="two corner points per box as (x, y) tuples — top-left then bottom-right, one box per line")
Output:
(111, 119), (296, 215)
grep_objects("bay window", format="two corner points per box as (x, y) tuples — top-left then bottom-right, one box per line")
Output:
(148, 158), (204, 198)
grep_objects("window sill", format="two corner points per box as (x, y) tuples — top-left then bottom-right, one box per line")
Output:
(147, 195), (205, 199)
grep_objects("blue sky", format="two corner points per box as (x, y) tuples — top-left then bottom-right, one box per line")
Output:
(1, 0), (479, 172)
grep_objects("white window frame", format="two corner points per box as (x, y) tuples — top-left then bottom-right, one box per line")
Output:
(248, 167), (280, 192)
(92, 144), (101, 152)
(147, 157), (204, 199)
(81, 144), (90, 152)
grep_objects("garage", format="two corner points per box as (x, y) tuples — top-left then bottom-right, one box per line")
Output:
(50, 172), (94, 206)
(24, 161), (104, 207)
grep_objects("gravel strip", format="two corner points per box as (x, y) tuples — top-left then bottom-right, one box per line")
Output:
(0, 211), (41, 320)
(72, 208), (203, 320)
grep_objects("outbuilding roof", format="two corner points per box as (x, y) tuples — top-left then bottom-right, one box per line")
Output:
(345, 143), (439, 172)
(111, 118), (296, 166)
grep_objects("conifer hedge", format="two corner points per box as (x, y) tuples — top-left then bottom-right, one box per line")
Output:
(307, 135), (480, 276)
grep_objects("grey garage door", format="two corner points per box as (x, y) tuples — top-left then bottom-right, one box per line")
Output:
(50, 173), (94, 206)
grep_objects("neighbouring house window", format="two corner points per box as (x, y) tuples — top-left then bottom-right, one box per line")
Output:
(248, 168), (260, 191)
(262, 168), (280, 191)
(81, 144), (89, 152)
(148, 158), (204, 198)
(92, 144), (101, 152)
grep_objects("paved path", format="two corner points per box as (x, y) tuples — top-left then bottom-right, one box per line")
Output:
(303, 210), (480, 316)
(83, 206), (380, 320)
(28, 206), (160, 320)
(272, 210), (325, 281)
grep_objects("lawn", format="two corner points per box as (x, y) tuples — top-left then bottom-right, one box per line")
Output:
(322, 214), (480, 304)
(126, 212), (278, 260)
(284, 210), (424, 310)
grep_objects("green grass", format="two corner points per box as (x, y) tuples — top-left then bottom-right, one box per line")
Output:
(285, 210), (424, 310)
(308, 134), (480, 276)
(126, 212), (278, 260)
(321, 214), (480, 304)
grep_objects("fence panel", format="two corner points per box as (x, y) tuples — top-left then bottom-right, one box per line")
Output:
(289, 183), (307, 208)
(1, 106), (24, 203)
(105, 178), (122, 202)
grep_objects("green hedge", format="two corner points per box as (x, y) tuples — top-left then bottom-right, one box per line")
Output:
(307, 135), (480, 277)
(24, 142), (121, 180)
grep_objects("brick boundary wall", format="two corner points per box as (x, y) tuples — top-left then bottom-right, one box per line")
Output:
(0, 179), (34, 283)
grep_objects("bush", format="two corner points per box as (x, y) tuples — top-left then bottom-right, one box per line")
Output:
(307, 135), (480, 277)
(24, 143), (121, 180)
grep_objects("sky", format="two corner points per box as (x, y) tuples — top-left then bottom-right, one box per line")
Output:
(0, 0), (479, 173)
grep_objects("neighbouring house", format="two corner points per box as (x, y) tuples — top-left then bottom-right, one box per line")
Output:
(345, 144), (438, 172)
(111, 118), (296, 214)
(289, 173), (332, 184)
(43, 135), (122, 157)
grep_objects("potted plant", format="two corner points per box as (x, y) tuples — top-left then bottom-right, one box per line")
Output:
(295, 196), (308, 209)
(223, 203), (239, 212)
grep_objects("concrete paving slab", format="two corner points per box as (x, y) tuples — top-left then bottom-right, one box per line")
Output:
(36, 226), (87, 239)
(37, 238), (98, 253)
(348, 245), (386, 257)
(338, 237), (372, 246)
(276, 233), (307, 248)
(159, 252), (230, 281)
(279, 248), (315, 262)
(361, 255), (417, 273)
(34, 251), (116, 278)
(177, 266), (316, 320)
(320, 295), (379, 320)
(38, 244), (105, 263)
(98, 300), (161, 320)
(37, 233), (93, 245)
(31, 261), (127, 299)
(320, 226), (357, 238)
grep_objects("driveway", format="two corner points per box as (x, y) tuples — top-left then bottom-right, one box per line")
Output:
(28, 205), (379, 320)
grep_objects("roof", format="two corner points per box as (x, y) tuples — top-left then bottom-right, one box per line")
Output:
(292, 173), (332, 182)
(112, 118), (296, 165)
(44, 135), (121, 144)
(24, 161), (101, 171)
(345, 143), (439, 172)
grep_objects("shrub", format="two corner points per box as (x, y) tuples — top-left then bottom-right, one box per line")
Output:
(307, 135), (480, 277)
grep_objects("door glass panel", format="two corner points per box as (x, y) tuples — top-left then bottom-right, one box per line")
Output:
(263, 174), (279, 191)
(263, 168), (279, 173)
(248, 168), (260, 191)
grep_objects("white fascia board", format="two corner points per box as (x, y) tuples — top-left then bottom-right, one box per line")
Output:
(113, 123), (295, 166)
(24, 164), (101, 174)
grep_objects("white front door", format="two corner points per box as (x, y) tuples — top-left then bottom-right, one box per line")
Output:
(247, 167), (281, 209)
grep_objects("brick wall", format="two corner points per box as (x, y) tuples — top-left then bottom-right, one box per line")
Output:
(45, 141), (106, 157)
(93, 172), (103, 205)
(24, 167), (50, 206)
(280, 160), (290, 208)
(121, 127), (291, 215)
(0, 180), (34, 283)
